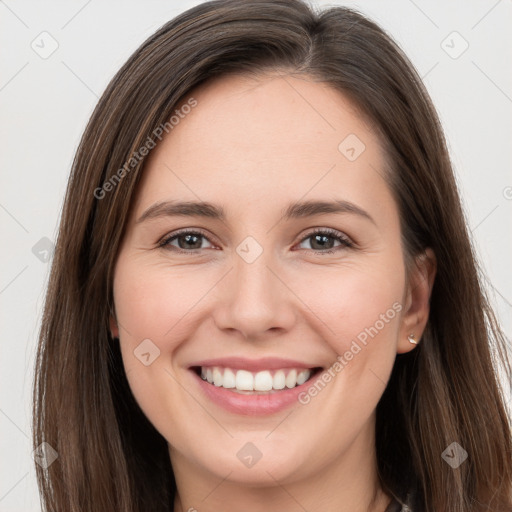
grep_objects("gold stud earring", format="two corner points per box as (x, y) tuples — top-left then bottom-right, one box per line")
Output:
(408, 334), (418, 345)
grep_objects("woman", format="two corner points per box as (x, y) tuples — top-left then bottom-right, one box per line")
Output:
(32, 0), (512, 511)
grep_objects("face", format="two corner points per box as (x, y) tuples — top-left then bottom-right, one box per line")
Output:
(111, 72), (426, 492)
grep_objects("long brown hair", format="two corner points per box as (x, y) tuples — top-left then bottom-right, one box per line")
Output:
(33, 1), (512, 510)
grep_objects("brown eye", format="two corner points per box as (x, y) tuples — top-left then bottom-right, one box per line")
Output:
(296, 228), (353, 254)
(159, 230), (215, 253)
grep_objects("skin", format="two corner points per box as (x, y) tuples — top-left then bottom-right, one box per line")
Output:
(110, 72), (436, 512)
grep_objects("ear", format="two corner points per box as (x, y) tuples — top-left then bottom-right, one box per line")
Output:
(109, 307), (119, 339)
(397, 248), (437, 354)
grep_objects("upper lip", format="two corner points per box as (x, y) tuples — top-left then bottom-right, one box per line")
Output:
(189, 356), (323, 372)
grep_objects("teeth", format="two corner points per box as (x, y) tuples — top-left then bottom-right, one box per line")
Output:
(236, 370), (253, 391)
(223, 368), (236, 389)
(198, 366), (313, 391)
(254, 371), (273, 391)
(285, 369), (297, 388)
(273, 370), (286, 390)
(296, 370), (309, 386)
(213, 367), (223, 387)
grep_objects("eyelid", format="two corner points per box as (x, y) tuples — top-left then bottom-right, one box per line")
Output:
(299, 227), (353, 245)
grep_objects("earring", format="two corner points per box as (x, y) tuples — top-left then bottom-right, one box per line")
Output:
(408, 334), (418, 345)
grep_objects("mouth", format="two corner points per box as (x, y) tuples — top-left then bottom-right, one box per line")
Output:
(188, 357), (325, 417)
(187, 356), (328, 415)
(190, 365), (324, 394)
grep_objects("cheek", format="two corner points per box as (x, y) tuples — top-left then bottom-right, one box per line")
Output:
(112, 259), (214, 434)
(291, 259), (404, 392)
(297, 261), (403, 339)
(284, 265), (403, 459)
(113, 259), (217, 344)
(112, 258), (232, 414)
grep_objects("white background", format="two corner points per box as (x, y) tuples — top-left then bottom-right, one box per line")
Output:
(1, 0), (511, 510)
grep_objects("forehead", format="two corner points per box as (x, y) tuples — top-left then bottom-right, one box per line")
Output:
(165, 72), (379, 164)
(132, 72), (394, 224)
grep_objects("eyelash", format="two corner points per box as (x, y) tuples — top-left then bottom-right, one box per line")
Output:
(158, 227), (354, 255)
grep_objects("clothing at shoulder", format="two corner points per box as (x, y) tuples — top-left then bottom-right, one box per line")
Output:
(385, 496), (413, 512)
(385, 489), (422, 512)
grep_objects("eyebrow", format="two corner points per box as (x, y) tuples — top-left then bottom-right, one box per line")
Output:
(136, 199), (376, 225)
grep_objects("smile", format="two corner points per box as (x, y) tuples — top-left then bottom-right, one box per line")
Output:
(195, 366), (320, 393)
(188, 358), (325, 415)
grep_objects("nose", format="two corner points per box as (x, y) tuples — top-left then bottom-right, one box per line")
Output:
(212, 247), (296, 340)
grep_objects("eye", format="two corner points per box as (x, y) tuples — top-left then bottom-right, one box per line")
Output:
(158, 227), (354, 255)
(295, 228), (354, 254)
(158, 229), (216, 254)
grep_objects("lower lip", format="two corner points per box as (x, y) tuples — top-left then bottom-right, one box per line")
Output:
(190, 369), (321, 416)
